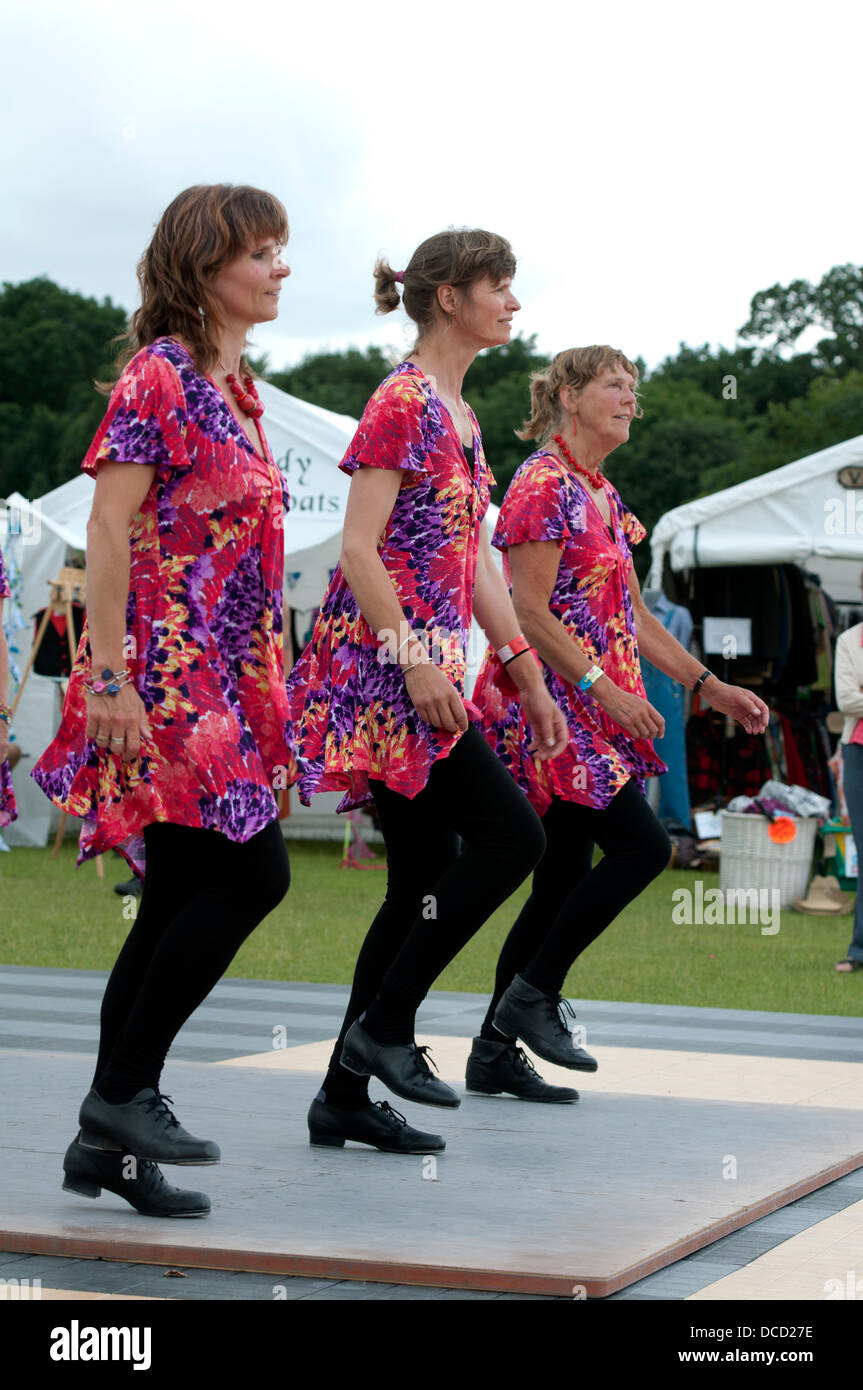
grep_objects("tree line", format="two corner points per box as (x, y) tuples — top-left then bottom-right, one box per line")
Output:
(3, 266), (862, 572)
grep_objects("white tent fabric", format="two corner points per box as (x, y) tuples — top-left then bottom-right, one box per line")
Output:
(647, 434), (863, 602)
(1, 379), (500, 847)
(1, 488), (83, 848)
(256, 380), (357, 611)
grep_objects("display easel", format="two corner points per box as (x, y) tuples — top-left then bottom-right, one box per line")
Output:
(12, 568), (103, 876)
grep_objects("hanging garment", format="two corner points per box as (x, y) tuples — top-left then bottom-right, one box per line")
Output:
(642, 598), (693, 829)
(32, 604), (85, 677)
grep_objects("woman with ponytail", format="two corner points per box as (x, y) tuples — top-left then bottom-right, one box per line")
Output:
(468, 347), (769, 1097)
(287, 229), (568, 1152)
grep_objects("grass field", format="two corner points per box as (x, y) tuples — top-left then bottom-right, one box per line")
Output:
(2, 838), (862, 1018)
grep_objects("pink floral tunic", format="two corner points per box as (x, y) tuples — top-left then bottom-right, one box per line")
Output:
(472, 449), (667, 815)
(287, 362), (493, 811)
(0, 546), (16, 828)
(31, 338), (297, 875)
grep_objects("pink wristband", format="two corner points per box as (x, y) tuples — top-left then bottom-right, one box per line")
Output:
(497, 635), (531, 666)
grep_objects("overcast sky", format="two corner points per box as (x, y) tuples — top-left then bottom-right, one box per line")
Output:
(3, 0), (861, 377)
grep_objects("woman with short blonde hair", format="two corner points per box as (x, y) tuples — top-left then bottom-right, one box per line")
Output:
(468, 346), (769, 1098)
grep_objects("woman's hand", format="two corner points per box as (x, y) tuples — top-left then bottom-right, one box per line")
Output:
(592, 680), (666, 740)
(521, 683), (569, 760)
(700, 680), (769, 736)
(403, 662), (469, 734)
(85, 683), (151, 761)
(0, 720), (9, 764)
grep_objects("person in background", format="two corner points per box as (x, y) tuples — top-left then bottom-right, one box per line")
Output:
(32, 184), (296, 1215)
(470, 347), (770, 1097)
(287, 228), (569, 1152)
(0, 544), (17, 831)
(833, 591), (863, 971)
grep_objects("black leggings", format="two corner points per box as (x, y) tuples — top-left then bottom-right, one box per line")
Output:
(322, 725), (546, 1106)
(93, 819), (290, 1102)
(480, 780), (671, 1036)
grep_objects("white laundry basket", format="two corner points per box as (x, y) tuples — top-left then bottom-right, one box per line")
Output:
(719, 811), (818, 910)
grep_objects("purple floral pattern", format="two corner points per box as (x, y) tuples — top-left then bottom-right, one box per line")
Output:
(473, 450), (667, 814)
(287, 362), (493, 810)
(31, 337), (297, 875)
(0, 546), (16, 827)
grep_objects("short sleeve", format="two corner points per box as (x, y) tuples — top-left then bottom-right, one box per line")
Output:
(82, 349), (190, 479)
(493, 457), (584, 550)
(614, 491), (646, 552)
(0, 547), (10, 599)
(339, 372), (429, 478)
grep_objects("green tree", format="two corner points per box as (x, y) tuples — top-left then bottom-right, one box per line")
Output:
(739, 263), (863, 373)
(265, 346), (395, 421)
(0, 278), (126, 498)
(741, 370), (863, 475)
(465, 335), (550, 498)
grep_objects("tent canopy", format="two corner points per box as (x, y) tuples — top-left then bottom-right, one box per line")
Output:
(647, 433), (863, 602)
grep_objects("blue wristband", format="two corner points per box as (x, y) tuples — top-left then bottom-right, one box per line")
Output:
(577, 664), (604, 693)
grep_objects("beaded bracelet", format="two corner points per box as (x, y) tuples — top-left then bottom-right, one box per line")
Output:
(83, 667), (132, 697)
(0, 702), (11, 724)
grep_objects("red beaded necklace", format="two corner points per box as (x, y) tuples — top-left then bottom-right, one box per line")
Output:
(552, 433), (605, 490)
(225, 372), (265, 420)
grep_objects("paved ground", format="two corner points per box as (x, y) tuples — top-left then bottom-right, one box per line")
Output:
(1, 965), (862, 1300)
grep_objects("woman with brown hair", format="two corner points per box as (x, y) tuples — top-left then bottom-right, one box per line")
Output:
(287, 228), (569, 1152)
(33, 184), (295, 1214)
(468, 347), (769, 1098)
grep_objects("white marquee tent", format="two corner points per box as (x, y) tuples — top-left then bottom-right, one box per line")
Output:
(1, 378), (499, 848)
(647, 433), (863, 604)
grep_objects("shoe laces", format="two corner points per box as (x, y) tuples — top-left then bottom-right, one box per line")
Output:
(137, 1092), (180, 1129)
(411, 1044), (439, 1076)
(546, 996), (576, 1038)
(511, 1046), (538, 1075)
(374, 1101), (407, 1128)
(138, 1159), (167, 1186)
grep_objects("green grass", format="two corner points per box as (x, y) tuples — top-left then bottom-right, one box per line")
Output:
(1, 840), (861, 1017)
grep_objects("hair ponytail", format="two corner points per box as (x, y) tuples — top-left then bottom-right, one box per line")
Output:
(373, 257), (402, 315)
(374, 228), (516, 346)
